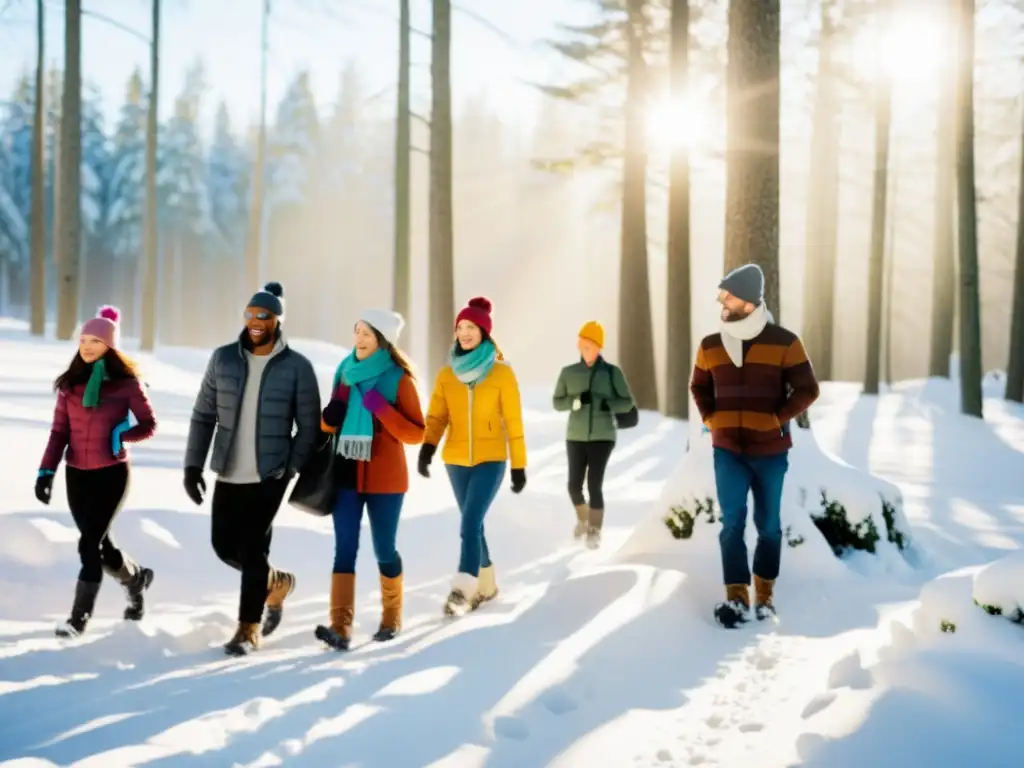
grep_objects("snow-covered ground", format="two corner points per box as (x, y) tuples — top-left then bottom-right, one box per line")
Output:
(0, 318), (1022, 767)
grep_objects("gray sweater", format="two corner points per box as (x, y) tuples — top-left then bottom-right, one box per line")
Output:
(184, 331), (321, 482)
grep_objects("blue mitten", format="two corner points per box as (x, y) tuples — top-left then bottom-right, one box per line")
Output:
(111, 417), (132, 456)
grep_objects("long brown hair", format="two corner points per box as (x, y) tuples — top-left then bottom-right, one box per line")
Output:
(54, 348), (141, 392)
(368, 327), (417, 381)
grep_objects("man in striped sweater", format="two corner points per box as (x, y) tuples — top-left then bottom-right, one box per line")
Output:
(690, 263), (820, 628)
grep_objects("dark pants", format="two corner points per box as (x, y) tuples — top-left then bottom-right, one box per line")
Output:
(211, 477), (288, 623)
(65, 463), (130, 583)
(713, 447), (788, 586)
(332, 488), (404, 578)
(446, 462), (505, 577)
(566, 440), (615, 510)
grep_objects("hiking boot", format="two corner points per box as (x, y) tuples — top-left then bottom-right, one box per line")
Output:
(107, 559), (154, 621)
(224, 622), (260, 656)
(263, 568), (296, 637)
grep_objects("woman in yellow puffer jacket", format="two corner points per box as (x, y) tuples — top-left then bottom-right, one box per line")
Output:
(417, 296), (527, 617)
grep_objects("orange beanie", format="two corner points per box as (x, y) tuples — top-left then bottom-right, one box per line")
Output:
(578, 321), (605, 348)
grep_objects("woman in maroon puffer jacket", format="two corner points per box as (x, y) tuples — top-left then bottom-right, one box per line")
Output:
(36, 305), (158, 638)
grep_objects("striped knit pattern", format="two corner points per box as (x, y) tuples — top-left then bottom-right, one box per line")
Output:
(690, 323), (820, 456)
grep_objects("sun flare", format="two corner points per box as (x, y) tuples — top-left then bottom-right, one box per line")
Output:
(847, 10), (947, 90)
(645, 94), (708, 153)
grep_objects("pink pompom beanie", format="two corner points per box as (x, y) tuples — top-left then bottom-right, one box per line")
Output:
(80, 305), (122, 349)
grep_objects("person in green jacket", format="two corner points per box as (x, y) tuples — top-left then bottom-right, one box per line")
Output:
(552, 321), (636, 548)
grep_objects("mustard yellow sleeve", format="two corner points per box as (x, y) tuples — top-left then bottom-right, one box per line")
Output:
(424, 369), (449, 447)
(500, 367), (527, 470)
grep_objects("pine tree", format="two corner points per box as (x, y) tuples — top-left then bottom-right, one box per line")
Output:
(264, 71), (320, 336)
(157, 61), (207, 344)
(0, 75), (34, 316)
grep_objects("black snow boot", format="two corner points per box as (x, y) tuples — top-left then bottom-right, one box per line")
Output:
(714, 584), (752, 629)
(55, 580), (101, 638)
(107, 560), (155, 621)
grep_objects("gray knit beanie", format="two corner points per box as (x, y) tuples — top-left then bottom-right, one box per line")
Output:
(247, 281), (285, 317)
(718, 264), (764, 305)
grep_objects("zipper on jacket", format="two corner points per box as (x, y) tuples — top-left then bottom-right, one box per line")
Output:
(586, 362), (598, 440)
(229, 344), (250, 464)
(468, 383), (475, 466)
(254, 349), (289, 478)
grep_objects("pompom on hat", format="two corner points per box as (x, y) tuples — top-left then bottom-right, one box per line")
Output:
(455, 296), (493, 336)
(80, 305), (121, 349)
(247, 281), (285, 317)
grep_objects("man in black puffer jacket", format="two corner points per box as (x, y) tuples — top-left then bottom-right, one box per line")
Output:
(184, 281), (321, 656)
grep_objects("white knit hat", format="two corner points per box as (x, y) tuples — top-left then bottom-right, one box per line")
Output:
(359, 309), (405, 345)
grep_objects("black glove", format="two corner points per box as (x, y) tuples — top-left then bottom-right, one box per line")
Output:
(418, 443), (437, 478)
(510, 468), (526, 494)
(184, 466), (206, 506)
(35, 472), (53, 505)
(577, 391), (592, 405)
(322, 399), (347, 429)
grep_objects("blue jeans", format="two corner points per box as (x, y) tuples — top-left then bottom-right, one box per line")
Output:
(446, 462), (505, 577)
(713, 447), (788, 586)
(332, 489), (404, 578)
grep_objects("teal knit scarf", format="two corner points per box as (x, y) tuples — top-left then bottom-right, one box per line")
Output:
(82, 358), (107, 408)
(451, 339), (496, 386)
(334, 349), (402, 461)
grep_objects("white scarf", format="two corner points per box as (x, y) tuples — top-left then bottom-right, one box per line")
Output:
(720, 304), (773, 367)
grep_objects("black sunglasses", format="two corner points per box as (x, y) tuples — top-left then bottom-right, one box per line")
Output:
(244, 310), (273, 321)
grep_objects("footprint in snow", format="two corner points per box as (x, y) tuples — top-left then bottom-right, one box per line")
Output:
(801, 691), (837, 719)
(541, 688), (578, 715)
(738, 721), (763, 733)
(493, 715), (530, 741)
(705, 713), (725, 729)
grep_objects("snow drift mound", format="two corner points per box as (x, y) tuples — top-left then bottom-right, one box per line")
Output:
(912, 552), (1024, 641)
(617, 423), (912, 586)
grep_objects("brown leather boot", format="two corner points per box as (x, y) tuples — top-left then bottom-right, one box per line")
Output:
(373, 573), (403, 642)
(753, 575), (776, 620)
(330, 573), (356, 638)
(224, 622), (260, 656)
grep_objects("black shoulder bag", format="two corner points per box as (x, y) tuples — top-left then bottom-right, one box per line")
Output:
(288, 432), (337, 516)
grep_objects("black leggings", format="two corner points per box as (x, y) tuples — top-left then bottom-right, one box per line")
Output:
(566, 440), (615, 510)
(210, 478), (288, 624)
(65, 463), (130, 583)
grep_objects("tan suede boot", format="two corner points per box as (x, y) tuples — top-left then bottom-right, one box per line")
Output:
(573, 504), (589, 539)
(262, 568), (297, 637)
(331, 573), (356, 637)
(471, 564), (499, 610)
(374, 573), (403, 641)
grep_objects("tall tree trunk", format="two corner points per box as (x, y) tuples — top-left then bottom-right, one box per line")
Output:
(55, 0), (81, 340)
(929, 0), (957, 378)
(884, 145), (899, 385)
(140, 0), (160, 351)
(394, 0), (412, 337)
(29, 0), (45, 336)
(955, 0), (983, 417)
(800, 0), (839, 380)
(1006, 91), (1024, 402)
(664, 0), (691, 420)
(245, 0), (270, 291)
(428, 0), (455, 380)
(724, 0), (781, 316)
(863, 0), (893, 396)
(619, 0), (658, 411)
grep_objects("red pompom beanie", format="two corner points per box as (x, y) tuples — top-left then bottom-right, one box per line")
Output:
(455, 296), (493, 336)
(80, 305), (121, 349)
